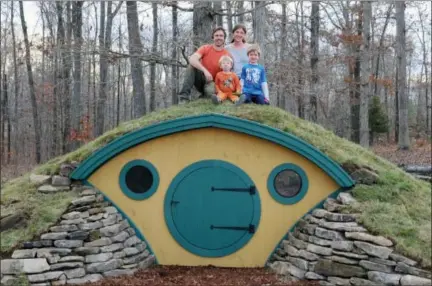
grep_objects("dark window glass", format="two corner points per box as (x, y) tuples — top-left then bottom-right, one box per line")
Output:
(125, 165), (153, 194)
(273, 170), (302, 198)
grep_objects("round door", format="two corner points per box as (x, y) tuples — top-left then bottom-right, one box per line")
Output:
(164, 160), (261, 257)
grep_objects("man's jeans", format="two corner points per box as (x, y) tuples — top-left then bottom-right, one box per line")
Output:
(178, 66), (216, 102)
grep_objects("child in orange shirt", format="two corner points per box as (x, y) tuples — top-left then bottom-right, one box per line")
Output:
(212, 56), (241, 104)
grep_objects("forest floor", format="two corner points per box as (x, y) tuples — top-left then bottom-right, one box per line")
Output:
(81, 265), (317, 286)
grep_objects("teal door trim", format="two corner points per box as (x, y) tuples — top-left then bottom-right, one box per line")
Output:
(164, 160), (261, 257)
(70, 114), (354, 189)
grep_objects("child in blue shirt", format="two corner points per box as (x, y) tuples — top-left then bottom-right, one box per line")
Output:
(236, 44), (270, 105)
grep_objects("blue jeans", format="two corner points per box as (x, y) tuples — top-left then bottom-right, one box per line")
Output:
(243, 93), (267, 105)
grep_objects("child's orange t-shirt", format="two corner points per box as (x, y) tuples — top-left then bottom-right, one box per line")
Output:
(196, 45), (231, 79)
(215, 72), (241, 94)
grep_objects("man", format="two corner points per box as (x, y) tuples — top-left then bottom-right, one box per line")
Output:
(178, 27), (231, 103)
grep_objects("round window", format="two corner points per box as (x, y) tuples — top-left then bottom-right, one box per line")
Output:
(119, 160), (159, 200)
(267, 163), (308, 204)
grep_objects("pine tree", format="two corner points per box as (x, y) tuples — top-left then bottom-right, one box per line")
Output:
(369, 96), (389, 145)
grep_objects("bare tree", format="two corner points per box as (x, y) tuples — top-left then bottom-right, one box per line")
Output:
(10, 1), (20, 162)
(226, 2), (233, 33)
(253, 2), (266, 64)
(396, 1), (409, 149)
(171, 1), (178, 105)
(310, 1), (319, 122)
(150, 3), (158, 112)
(193, 2), (213, 48)
(213, 2), (223, 27)
(19, 1), (41, 163)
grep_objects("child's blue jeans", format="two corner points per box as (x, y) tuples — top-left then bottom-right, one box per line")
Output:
(243, 93), (267, 105)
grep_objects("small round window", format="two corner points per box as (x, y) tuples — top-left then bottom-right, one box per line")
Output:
(119, 160), (159, 200)
(267, 164), (308, 204)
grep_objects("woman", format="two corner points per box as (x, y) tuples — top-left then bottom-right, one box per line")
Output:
(225, 24), (250, 78)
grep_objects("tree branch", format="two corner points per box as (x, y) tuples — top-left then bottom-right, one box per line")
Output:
(106, 50), (187, 67)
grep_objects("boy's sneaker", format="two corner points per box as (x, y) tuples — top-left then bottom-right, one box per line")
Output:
(211, 94), (220, 104)
(235, 94), (246, 106)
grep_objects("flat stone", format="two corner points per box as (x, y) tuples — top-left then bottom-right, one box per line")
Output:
(269, 261), (306, 279)
(305, 272), (325, 280)
(349, 277), (382, 286)
(12, 249), (36, 258)
(351, 168), (379, 185)
(80, 188), (97, 196)
(315, 227), (344, 241)
(60, 218), (85, 225)
(395, 262), (431, 279)
(86, 259), (123, 273)
(60, 163), (76, 177)
(88, 207), (105, 215)
(50, 225), (78, 232)
(328, 276), (351, 285)
(112, 231), (130, 242)
(123, 250), (150, 265)
(85, 253), (113, 263)
(283, 242), (298, 256)
(332, 250), (368, 260)
(330, 241), (353, 252)
(104, 206), (118, 214)
(113, 251), (126, 259)
(307, 244), (332, 256)
(33, 283), (52, 286)
(30, 174), (51, 185)
(354, 241), (393, 259)
(319, 281), (334, 286)
(72, 195), (96, 206)
(124, 247), (142, 257)
(50, 262), (84, 270)
(85, 237), (112, 247)
(312, 209), (328, 218)
(345, 232), (393, 247)
(67, 274), (103, 284)
(337, 193), (357, 205)
(308, 262), (317, 271)
(40, 232), (68, 240)
(359, 260), (393, 273)
(79, 221), (103, 231)
(329, 255), (359, 265)
(27, 271), (64, 283)
(73, 247), (100, 255)
(63, 268), (86, 279)
(54, 240), (83, 248)
(324, 212), (357, 223)
(293, 229), (309, 242)
(103, 269), (136, 277)
(101, 214), (118, 226)
(137, 255), (155, 269)
(38, 185), (70, 193)
(400, 275), (432, 286)
(1, 275), (18, 286)
(305, 214), (324, 225)
(68, 230), (89, 240)
(319, 221), (366, 232)
(52, 175), (71, 186)
(323, 198), (343, 212)
(47, 255), (61, 264)
(389, 253), (418, 266)
(100, 243), (124, 253)
(88, 213), (104, 222)
(286, 257), (309, 271)
(298, 250), (319, 261)
(124, 236), (141, 247)
(1, 258), (50, 274)
(368, 271), (401, 285)
(369, 257), (396, 266)
(80, 211), (89, 219)
(36, 247), (72, 258)
(22, 240), (53, 249)
(122, 264), (138, 269)
(58, 256), (84, 263)
(288, 233), (308, 249)
(314, 259), (366, 278)
(100, 220), (129, 237)
(126, 227), (136, 236)
(309, 235), (332, 246)
(298, 221), (318, 235)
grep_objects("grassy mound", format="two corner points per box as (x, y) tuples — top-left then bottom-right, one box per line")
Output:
(1, 100), (430, 267)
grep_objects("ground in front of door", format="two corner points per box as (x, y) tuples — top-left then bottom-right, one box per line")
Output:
(81, 265), (317, 286)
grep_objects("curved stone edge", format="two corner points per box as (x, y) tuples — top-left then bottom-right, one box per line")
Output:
(267, 192), (431, 286)
(1, 178), (156, 286)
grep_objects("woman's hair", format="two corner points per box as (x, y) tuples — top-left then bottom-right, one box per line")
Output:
(247, 44), (261, 56)
(230, 23), (247, 43)
(219, 55), (233, 67)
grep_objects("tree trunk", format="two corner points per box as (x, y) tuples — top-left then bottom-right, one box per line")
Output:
(11, 1), (20, 163)
(253, 2), (266, 64)
(193, 3), (213, 49)
(213, 2), (223, 27)
(360, 1), (371, 147)
(278, 3), (287, 110)
(62, 2), (73, 153)
(19, 1), (42, 163)
(171, 2), (178, 105)
(310, 1), (319, 122)
(237, 1), (244, 23)
(71, 1), (83, 148)
(150, 3), (158, 112)
(96, 1), (107, 136)
(126, 1), (146, 118)
(2, 74), (11, 163)
(350, 11), (362, 143)
(226, 2), (233, 33)
(396, 1), (409, 149)
(117, 24), (122, 126)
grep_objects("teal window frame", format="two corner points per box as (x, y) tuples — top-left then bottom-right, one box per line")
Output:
(267, 163), (308, 205)
(119, 159), (159, 200)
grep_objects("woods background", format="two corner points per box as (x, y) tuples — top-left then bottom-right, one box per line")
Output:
(0, 1), (431, 178)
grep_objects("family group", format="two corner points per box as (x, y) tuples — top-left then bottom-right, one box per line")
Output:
(178, 24), (269, 106)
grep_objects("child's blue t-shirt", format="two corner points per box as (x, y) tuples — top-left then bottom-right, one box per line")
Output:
(241, 63), (267, 95)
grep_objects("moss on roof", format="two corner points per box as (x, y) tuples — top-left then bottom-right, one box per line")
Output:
(1, 100), (430, 267)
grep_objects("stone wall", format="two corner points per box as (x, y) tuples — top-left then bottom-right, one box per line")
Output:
(268, 192), (432, 286)
(1, 172), (155, 286)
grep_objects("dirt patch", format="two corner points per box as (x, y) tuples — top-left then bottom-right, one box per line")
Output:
(372, 141), (431, 166)
(83, 265), (318, 286)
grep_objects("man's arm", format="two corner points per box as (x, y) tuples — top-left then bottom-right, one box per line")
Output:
(189, 52), (213, 82)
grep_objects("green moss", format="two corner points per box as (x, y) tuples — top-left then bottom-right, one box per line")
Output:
(2, 100), (430, 267)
